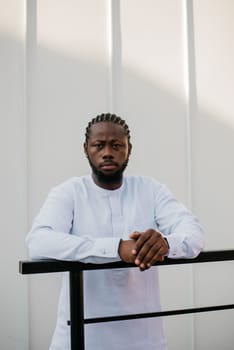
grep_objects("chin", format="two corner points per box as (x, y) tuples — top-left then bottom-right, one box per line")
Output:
(88, 157), (129, 185)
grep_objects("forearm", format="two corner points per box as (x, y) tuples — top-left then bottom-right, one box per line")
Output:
(165, 222), (204, 259)
(26, 228), (121, 264)
(155, 184), (204, 259)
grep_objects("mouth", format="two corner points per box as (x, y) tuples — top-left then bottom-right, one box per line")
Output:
(100, 162), (118, 171)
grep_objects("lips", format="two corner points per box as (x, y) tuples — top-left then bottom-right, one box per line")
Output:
(100, 161), (118, 170)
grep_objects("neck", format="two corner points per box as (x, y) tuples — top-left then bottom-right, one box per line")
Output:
(91, 173), (123, 190)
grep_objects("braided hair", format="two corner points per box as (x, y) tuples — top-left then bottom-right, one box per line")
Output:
(85, 113), (131, 143)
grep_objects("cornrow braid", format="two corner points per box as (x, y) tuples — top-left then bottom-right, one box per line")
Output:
(85, 113), (131, 142)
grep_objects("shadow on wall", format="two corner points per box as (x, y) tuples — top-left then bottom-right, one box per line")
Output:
(25, 36), (234, 248)
(1, 31), (234, 350)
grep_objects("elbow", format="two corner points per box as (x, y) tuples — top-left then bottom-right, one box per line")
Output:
(185, 235), (205, 259)
(25, 231), (46, 260)
(25, 234), (34, 258)
(26, 239), (41, 260)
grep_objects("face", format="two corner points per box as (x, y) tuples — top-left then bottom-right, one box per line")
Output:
(84, 122), (132, 189)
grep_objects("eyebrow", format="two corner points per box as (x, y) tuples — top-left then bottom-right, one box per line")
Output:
(91, 139), (126, 143)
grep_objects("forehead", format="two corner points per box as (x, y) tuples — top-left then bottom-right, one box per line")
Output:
(89, 122), (127, 140)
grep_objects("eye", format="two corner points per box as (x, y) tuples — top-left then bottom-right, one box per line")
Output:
(112, 144), (121, 150)
(93, 143), (103, 150)
(94, 143), (102, 149)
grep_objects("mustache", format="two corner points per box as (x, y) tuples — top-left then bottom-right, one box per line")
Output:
(87, 155), (129, 186)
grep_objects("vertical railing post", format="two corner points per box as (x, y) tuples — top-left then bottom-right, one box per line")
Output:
(69, 270), (85, 350)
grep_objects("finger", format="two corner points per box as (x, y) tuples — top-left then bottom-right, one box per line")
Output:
(147, 246), (168, 267)
(138, 260), (152, 271)
(129, 231), (141, 239)
(135, 229), (163, 251)
(134, 235), (157, 265)
(139, 264), (150, 272)
(134, 230), (152, 251)
(137, 239), (162, 267)
(139, 236), (169, 267)
(129, 232), (142, 254)
(134, 230), (164, 265)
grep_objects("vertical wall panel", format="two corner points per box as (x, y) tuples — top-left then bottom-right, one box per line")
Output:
(192, 0), (234, 250)
(0, 1), (28, 349)
(192, 1), (234, 349)
(27, 1), (110, 349)
(119, 0), (188, 200)
(118, 1), (194, 349)
(29, 0), (110, 213)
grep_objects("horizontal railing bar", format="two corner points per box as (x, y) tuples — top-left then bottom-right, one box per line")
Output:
(19, 250), (234, 275)
(82, 304), (234, 324)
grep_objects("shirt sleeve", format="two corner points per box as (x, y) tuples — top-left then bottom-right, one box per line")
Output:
(154, 183), (204, 259)
(26, 182), (121, 263)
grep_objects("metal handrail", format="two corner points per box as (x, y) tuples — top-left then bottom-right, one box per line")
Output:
(19, 250), (234, 350)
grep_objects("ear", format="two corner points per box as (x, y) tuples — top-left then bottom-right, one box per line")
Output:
(84, 142), (88, 157)
(128, 142), (132, 156)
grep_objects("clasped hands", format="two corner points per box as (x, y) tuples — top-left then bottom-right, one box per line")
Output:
(118, 229), (169, 271)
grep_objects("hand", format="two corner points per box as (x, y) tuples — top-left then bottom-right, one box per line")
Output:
(118, 239), (137, 264)
(130, 229), (169, 271)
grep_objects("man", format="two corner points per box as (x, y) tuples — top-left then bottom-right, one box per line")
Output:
(26, 113), (204, 350)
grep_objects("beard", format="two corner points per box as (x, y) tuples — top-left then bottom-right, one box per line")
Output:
(87, 156), (129, 186)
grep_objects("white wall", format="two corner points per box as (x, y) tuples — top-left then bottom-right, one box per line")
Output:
(0, 1), (28, 349)
(1, 1), (234, 349)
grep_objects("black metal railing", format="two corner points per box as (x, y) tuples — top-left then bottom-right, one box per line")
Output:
(19, 250), (234, 350)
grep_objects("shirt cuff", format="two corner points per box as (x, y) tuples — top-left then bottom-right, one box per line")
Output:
(92, 237), (121, 258)
(164, 235), (187, 258)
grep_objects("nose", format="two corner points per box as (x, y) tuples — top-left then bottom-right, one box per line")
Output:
(102, 145), (114, 159)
